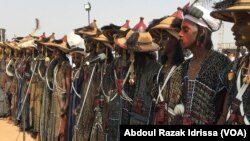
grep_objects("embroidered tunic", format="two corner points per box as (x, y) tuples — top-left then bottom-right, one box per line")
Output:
(152, 65), (183, 125)
(126, 57), (161, 125)
(182, 51), (230, 124)
(227, 55), (250, 125)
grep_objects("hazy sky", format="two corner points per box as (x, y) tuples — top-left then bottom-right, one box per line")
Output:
(0, 0), (234, 49)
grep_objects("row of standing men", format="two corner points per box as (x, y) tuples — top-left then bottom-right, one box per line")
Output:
(0, 1), (249, 141)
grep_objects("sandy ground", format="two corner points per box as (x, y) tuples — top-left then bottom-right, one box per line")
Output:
(0, 118), (35, 141)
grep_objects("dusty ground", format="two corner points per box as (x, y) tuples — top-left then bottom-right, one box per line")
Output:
(0, 118), (35, 141)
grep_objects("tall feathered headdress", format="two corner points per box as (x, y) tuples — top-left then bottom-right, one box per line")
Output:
(30, 18), (40, 36)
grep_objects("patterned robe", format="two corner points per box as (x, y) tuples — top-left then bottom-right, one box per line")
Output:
(67, 66), (84, 141)
(0, 56), (6, 81)
(29, 59), (45, 133)
(128, 56), (161, 125)
(102, 57), (128, 141)
(9, 58), (20, 123)
(74, 55), (101, 141)
(41, 57), (56, 141)
(100, 54), (160, 141)
(17, 56), (32, 130)
(104, 54), (161, 141)
(151, 65), (183, 125)
(226, 55), (250, 125)
(182, 50), (231, 124)
(49, 59), (71, 141)
(0, 56), (10, 117)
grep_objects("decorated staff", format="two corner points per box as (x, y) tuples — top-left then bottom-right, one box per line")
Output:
(211, 0), (250, 125)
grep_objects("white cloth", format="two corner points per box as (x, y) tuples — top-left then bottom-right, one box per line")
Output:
(184, 4), (221, 32)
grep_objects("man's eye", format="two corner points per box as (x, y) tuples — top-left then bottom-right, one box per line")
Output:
(183, 29), (188, 33)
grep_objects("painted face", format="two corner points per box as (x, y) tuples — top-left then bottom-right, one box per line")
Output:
(179, 19), (198, 49)
(156, 30), (170, 48)
(14, 50), (19, 57)
(71, 52), (82, 67)
(114, 45), (123, 54)
(5, 48), (10, 54)
(231, 12), (250, 49)
(37, 45), (44, 53)
(53, 48), (62, 59)
(96, 42), (107, 54)
(26, 47), (33, 54)
(158, 30), (179, 54)
(84, 37), (95, 53)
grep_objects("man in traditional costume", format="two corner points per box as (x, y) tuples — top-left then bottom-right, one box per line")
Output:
(148, 9), (185, 125)
(113, 17), (161, 128)
(73, 20), (101, 141)
(41, 36), (72, 141)
(99, 21), (131, 141)
(178, 3), (231, 124)
(16, 42), (34, 131)
(0, 42), (14, 118)
(211, 0), (250, 125)
(36, 33), (57, 141)
(4, 42), (21, 124)
(67, 45), (85, 141)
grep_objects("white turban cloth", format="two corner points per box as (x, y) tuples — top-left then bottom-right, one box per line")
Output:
(184, 4), (221, 32)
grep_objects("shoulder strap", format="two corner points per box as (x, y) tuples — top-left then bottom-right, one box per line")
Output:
(236, 70), (249, 101)
(156, 65), (177, 103)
